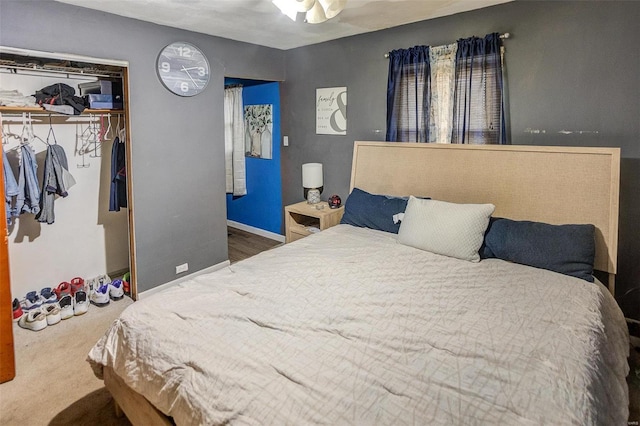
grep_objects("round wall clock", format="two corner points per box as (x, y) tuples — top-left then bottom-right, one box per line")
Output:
(156, 42), (210, 97)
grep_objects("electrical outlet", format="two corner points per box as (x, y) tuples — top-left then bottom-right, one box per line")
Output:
(175, 263), (189, 274)
(283, 136), (289, 146)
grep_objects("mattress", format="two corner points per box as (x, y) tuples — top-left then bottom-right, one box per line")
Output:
(88, 224), (630, 425)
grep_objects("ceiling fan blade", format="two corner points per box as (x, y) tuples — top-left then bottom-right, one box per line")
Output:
(305, 1), (328, 24)
(318, 0), (346, 19)
(293, 0), (315, 12)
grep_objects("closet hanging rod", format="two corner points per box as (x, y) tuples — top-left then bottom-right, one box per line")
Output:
(0, 64), (122, 79)
(0, 108), (125, 116)
(383, 32), (510, 58)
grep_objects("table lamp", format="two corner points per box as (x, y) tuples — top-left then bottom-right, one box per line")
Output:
(302, 163), (323, 204)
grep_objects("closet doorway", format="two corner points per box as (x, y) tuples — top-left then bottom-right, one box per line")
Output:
(0, 47), (137, 366)
(223, 78), (284, 244)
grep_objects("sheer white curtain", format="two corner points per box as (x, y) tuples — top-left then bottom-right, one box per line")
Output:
(224, 86), (246, 196)
(428, 43), (458, 143)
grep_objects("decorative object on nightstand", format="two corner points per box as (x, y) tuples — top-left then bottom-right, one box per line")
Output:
(328, 194), (341, 209)
(284, 201), (344, 243)
(302, 163), (323, 204)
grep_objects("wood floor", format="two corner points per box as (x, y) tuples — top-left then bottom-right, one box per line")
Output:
(227, 226), (282, 264)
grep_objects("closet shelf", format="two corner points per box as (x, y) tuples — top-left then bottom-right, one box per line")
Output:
(0, 106), (124, 114)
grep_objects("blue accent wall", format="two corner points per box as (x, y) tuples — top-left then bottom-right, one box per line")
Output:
(226, 81), (282, 235)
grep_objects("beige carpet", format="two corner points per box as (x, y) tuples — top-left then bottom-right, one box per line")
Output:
(0, 297), (133, 426)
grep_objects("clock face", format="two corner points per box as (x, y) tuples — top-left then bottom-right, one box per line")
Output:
(157, 42), (210, 97)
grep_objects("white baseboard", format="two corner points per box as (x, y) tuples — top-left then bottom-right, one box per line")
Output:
(137, 260), (230, 300)
(227, 220), (285, 243)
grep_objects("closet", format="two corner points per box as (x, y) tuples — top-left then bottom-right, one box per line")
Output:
(0, 47), (136, 381)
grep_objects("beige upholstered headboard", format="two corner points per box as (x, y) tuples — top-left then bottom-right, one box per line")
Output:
(350, 141), (620, 291)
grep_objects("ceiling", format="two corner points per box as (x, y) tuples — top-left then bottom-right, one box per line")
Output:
(54, 0), (512, 50)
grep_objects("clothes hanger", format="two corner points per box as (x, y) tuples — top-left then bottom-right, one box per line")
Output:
(103, 113), (113, 140)
(19, 112), (30, 144)
(46, 114), (58, 145)
(1, 113), (9, 145)
(24, 112), (49, 148)
(89, 113), (101, 158)
(76, 122), (90, 168)
(118, 117), (126, 143)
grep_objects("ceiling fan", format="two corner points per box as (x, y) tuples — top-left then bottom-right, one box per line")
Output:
(272, 0), (347, 24)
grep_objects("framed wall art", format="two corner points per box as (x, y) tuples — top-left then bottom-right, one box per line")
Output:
(244, 104), (273, 159)
(316, 87), (347, 135)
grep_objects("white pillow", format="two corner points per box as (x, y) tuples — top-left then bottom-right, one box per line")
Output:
(397, 196), (495, 262)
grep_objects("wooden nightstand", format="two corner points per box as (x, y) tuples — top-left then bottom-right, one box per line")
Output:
(284, 201), (344, 243)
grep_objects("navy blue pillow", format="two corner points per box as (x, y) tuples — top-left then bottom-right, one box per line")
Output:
(480, 217), (596, 282)
(340, 188), (409, 234)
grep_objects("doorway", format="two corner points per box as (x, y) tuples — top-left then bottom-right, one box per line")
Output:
(223, 78), (284, 243)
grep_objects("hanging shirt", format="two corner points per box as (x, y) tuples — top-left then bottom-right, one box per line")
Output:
(109, 136), (127, 211)
(2, 148), (19, 225)
(15, 144), (40, 217)
(36, 144), (73, 224)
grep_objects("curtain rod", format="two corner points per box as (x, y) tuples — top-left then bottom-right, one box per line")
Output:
(383, 32), (510, 58)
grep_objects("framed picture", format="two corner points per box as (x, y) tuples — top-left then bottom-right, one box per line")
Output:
(316, 87), (347, 135)
(244, 104), (273, 159)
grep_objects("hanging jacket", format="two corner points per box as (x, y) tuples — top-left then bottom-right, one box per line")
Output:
(36, 144), (73, 224)
(109, 136), (127, 211)
(15, 144), (40, 216)
(2, 148), (19, 225)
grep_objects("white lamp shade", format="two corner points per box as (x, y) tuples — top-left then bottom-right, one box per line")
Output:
(302, 163), (323, 188)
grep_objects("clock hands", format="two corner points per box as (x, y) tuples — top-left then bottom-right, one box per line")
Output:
(181, 66), (201, 89)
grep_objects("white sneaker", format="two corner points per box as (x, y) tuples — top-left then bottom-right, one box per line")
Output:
(84, 277), (96, 297)
(90, 282), (110, 307)
(109, 279), (124, 301)
(18, 309), (47, 331)
(85, 274), (110, 296)
(74, 290), (90, 316)
(40, 287), (58, 305)
(23, 291), (43, 312)
(58, 294), (74, 320)
(43, 304), (61, 325)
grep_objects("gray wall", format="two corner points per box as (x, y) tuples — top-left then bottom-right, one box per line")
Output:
(281, 1), (640, 318)
(0, 0), (285, 292)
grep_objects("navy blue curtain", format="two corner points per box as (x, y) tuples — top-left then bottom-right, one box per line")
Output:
(385, 46), (430, 142)
(452, 33), (506, 144)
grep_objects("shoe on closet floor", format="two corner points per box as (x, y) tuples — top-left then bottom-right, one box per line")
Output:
(18, 309), (47, 332)
(122, 272), (131, 296)
(40, 287), (58, 305)
(90, 282), (110, 307)
(70, 277), (85, 295)
(54, 281), (71, 299)
(58, 294), (74, 320)
(74, 290), (89, 316)
(97, 274), (111, 290)
(43, 304), (61, 325)
(12, 298), (23, 322)
(23, 291), (43, 311)
(109, 279), (124, 301)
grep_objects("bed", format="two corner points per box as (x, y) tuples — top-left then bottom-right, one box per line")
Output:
(88, 142), (630, 425)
